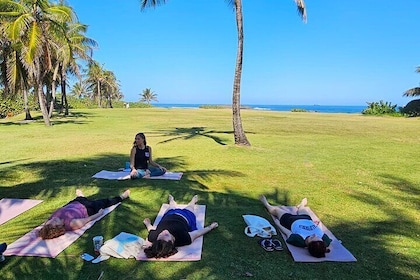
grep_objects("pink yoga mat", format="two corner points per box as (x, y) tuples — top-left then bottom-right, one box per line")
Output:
(270, 206), (357, 262)
(0, 198), (43, 225)
(136, 203), (206, 261)
(4, 203), (120, 258)
(92, 170), (183, 180)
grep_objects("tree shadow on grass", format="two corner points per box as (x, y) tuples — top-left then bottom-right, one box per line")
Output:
(150, 127), (255, 146)
(0, 153), (249, 279)
(338, 173), (420, 279)
(0, 111), (94, 126)
(1, 161), (419, 279)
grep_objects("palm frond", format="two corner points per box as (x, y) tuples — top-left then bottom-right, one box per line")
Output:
(140, 0), (168, 10)
(294, 0), (307, 23)
(404, 87), (420, 97)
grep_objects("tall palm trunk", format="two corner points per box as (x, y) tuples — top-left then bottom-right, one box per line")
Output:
(60, 69), (69, 115)
(35, 71), (51, 126)
(22, 86), (33, 120)
(97, 81), (101, 107)
(49, 64), (60, 118)
(232, 0), (250, 146)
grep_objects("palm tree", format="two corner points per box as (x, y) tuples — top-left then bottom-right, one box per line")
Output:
(54, 23), (96, 115)
(0, 17), (33, 120)
(139, 0), (307, 146)
(0, 0), (77, 126)
(404, 66), (420, 97)
(86, 60), (106, 107)
(140, 88), (158, 105)
(101, 70), (121, 108)
(71, 80), (91, 98)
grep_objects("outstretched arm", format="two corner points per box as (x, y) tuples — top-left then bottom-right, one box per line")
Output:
(143, 218), (156, 232)
(276, 222), (292, 237)
(69, 209), (104, 230)
(189, 222), (218, 242)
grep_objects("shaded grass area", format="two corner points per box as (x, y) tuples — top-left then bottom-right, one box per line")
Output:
(0, 108), (419, 279)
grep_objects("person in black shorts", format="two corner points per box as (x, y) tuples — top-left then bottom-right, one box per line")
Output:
(143, 194), (218, 258)
(260, 195), (331, 258)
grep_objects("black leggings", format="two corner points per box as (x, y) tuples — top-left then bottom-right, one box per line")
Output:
(69, 196), (122, 216)
(279, 213), (312, 230)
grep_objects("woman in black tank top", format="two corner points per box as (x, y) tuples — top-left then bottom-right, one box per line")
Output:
(128, 132), (167, 179)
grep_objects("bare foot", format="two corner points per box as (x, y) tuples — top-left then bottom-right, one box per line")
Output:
(120, 189), (131, 200)
(191, 195), (198, 205)
(168, 194), (175, 203)
(76, 189), (84, 197)
(259, 195), (269, 207)
(297, 197), (308, 209)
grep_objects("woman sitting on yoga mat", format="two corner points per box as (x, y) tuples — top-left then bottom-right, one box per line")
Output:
(260, 195), (332, 258)
(124, 132), (167, 179)
(38, 189), (130, 239)
(143, 194), (218, 258)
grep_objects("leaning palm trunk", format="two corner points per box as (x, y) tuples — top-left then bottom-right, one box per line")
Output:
(35, 82), (51, 126)
(232, 0), (250, 146)
(49, 65), (60, 118)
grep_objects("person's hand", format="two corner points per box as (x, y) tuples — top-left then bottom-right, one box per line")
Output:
(143, 218), (151, 225)
(159, 166), (167, 172)
(209, 222), (218, 230)
(130, 169), (137, 176)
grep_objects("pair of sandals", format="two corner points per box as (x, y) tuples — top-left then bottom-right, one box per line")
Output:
(259, 238), (283, 252)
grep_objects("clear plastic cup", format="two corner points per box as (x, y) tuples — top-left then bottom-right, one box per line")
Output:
(92, 236), (104, 255)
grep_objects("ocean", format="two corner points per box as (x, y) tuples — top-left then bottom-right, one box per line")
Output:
(153, 104), (366, 114)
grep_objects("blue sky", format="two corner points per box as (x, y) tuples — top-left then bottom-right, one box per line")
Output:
(67, 0), (420, 106)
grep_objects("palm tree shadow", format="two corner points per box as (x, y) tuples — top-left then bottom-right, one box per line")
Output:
(153, 127), (255, 146)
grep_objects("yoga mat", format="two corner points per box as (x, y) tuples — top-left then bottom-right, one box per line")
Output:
(0, 198), (43, 225)
(136, 203), (206, 261)
(92, 170), (183, 180)
(4, 203), (120, 258)
(271, 206), (357, 262)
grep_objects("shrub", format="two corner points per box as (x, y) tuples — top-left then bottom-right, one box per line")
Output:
(0, 92), (38, 118)
(362, 100), (401, 116)
(400, 99), (420, 117)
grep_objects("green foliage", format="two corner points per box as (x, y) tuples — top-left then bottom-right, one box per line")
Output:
(400, 99), (420, 117)
(291, 108), (308, 112)
(0, 92), (37, 118)
(124, 102), (153, 108)
(362, 100), (401, 116)
(61, 95), (97, 109)
(199, 105), (229, 109)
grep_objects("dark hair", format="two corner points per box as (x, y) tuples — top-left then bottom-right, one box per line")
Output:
(133, 133), (147, 147)
(38, 224), (66, 239)
(307, 240), (330, 258)
(144, 240), (178, 259)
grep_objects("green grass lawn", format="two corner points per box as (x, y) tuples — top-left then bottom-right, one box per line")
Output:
(0, 108), (419, 280)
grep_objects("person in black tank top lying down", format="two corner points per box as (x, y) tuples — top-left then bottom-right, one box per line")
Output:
(143, 194), (218, 258)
